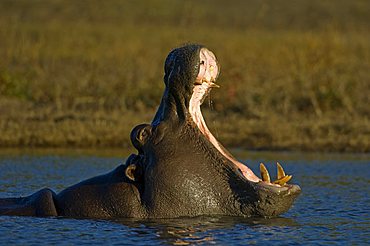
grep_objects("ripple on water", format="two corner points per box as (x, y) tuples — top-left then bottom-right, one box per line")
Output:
(0, 152), (369, 245)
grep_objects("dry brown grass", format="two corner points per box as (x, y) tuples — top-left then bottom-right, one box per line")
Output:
(0, 0), (369, 152)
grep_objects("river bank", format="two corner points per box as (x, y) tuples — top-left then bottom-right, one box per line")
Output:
(1, 102), (368, 152)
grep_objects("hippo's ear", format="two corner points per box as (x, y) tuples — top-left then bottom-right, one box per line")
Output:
(130, 124), (152, 151)
(124, 154), (143, 182)
(125, 164), (138, 182)
(136, 126), (151, 144)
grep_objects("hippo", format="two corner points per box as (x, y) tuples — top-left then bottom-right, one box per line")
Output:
(0, 44), (300, 218)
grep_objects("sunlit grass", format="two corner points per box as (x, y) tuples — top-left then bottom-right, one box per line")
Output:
(0, 0), (369, 152)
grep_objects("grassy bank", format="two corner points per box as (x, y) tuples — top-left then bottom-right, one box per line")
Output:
(0, 0), (369, 152)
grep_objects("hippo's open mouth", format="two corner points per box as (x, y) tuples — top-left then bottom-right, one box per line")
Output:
(189, 48), (293, 187)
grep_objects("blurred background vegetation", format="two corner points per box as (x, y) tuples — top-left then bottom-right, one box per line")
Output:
(0, 0), (369, 152)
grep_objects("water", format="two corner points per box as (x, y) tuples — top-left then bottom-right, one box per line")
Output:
(0, 149), (369, 245)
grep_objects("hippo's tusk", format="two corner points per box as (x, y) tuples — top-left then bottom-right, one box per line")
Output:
(273, 162), (292, 185)
(209, 82), (220, 88)
(273, 175), (292, 186)
(277, 162), (285, 180)
(260, 163), (271, 183)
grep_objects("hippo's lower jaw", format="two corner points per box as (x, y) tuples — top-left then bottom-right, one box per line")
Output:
(184, 47), (301, 217)
(250, 181), (301, 217)
(189, 49), (297, 186)
(189, 81), (261, 182)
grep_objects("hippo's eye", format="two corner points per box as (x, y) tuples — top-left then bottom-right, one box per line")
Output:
(200, 60), (205, 65)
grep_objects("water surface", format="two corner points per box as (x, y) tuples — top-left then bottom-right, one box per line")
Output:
(0, 149), (369, 245)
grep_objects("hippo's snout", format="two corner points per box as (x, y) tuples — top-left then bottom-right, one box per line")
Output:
(252, 182), (301, 217)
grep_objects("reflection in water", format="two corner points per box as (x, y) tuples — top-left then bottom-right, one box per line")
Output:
(113, 216), (298, 245)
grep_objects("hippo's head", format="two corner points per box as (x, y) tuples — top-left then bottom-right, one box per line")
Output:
(126, 44), (301, 218)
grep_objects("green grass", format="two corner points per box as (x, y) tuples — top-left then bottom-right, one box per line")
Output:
(0, 0), (369, 152)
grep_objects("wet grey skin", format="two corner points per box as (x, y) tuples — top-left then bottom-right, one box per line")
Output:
(0, 44), (300, 218)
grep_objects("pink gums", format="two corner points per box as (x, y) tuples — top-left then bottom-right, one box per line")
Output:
(189, 48), (260, 183)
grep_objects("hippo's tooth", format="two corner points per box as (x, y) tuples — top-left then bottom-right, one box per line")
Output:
(260, 163), (271, 183)
(276, 162), (286, 180)
(209, 82), (220, 88)
(273, 175), (292, 186)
